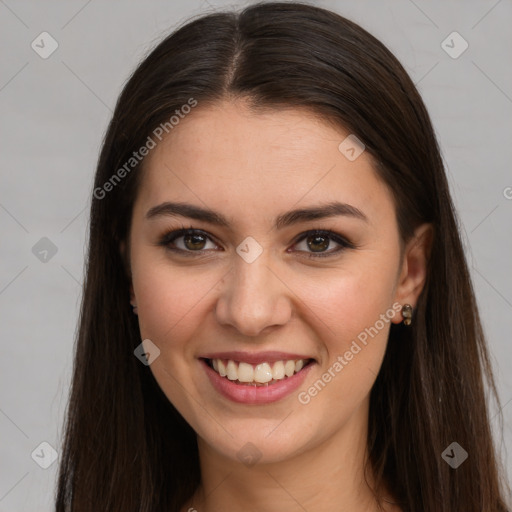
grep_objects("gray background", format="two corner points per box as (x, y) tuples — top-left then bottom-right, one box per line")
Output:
(1, 0), (511, 509)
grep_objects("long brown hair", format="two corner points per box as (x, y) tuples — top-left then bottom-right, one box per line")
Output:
(55, 3), (510, 510)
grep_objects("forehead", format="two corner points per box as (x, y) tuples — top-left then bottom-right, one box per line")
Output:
(134, 100), (394, 227)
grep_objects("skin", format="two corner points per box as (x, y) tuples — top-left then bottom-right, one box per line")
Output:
(122, 100), (432, 512)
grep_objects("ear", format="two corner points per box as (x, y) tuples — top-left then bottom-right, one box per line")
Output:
(391, 223), (433, 324)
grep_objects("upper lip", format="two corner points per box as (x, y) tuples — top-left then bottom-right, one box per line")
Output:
(200, 351), (315, 365)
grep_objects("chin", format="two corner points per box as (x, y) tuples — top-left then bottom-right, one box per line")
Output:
(193, 412), (321, 466)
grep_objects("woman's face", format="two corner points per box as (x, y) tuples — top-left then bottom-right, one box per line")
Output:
(126, 100), (420, 465)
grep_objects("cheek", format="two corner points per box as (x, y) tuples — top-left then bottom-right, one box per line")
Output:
(296, 261), (398, 401)
(304, 262), (398, 343)
(132, 258), (217, 350)
(295, 311), (390, 425)
(131, 260), (214, 414)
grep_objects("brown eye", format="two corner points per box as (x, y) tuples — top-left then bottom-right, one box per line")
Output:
(183, 233), (208, 251)
(307, 234), (330, 252)
(293, 229), (353, 258)
(158, 227), (353, 259)
(158, 228), (219, 255)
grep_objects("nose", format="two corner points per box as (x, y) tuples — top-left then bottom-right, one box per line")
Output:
(214, 252), (292, 338)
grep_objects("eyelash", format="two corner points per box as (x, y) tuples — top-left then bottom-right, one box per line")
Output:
(156, 225), (355, 259)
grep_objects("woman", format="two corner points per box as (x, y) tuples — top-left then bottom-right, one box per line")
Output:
(55, 2), (510, 511)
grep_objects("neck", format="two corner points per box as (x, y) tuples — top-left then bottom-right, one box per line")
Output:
(184, 399), (398, 512)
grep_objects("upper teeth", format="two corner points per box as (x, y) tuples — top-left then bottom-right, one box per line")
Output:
(211, 359), (308, 384)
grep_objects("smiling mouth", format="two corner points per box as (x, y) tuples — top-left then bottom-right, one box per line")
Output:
(202, 357), (315, 386)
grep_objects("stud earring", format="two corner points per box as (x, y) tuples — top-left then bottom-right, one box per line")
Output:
(130, 302), (138, 315)
(401, 304), (413, 325)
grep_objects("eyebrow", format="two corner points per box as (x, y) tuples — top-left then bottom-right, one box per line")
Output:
(145, 200), (368, 229)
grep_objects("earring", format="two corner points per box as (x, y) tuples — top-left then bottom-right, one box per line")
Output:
(130, 302), (138, 315)
(401, 304), (413, 325)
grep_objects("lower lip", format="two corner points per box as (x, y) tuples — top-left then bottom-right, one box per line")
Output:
(201, 359), (315, 404)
